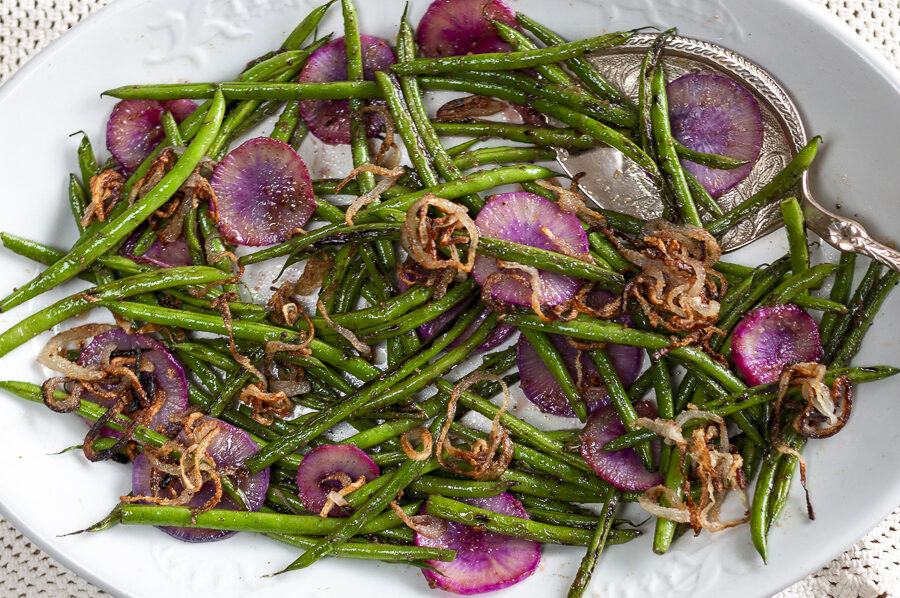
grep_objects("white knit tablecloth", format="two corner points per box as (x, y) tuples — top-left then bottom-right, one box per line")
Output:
(1, 1), (899, 596)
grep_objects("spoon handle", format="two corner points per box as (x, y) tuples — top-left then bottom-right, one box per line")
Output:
(802, 178), (900, 272)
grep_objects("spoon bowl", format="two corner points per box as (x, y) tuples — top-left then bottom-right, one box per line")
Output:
(557, 32), (900, 269)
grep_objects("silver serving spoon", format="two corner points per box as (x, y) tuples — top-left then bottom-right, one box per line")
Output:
(556, 32), (900, 270)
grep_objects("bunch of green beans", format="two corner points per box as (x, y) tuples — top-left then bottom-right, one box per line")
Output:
(0, 3), (897, 597)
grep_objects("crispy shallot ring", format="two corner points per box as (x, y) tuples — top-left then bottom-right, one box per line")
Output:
(400, 427), (434, 461)
(317, 299), (372, 361)
(38, 324), (117, 381)
(82, 170), (125, 227)
(403, 193), (478, 273)
(318, 473), (366, 518)
(390, 498), (447, 539)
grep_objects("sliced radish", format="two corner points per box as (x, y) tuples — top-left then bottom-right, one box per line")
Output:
(731, 304), (823, 386)
(667, 74), (763, 197)
(417, 0), (520, 58)
(132, 417), (269, 542)
(210, 137), (316, 246)
(472, 192), (588, 308)
(106, 99), (196, 171)
(580, 400), (663, 491)
(416, 493), (540, 594)
(122, 229), (193, 268)
(77, 328), (188, 435)
(298, 36), (396, 144)
(296, 444), (379, 517)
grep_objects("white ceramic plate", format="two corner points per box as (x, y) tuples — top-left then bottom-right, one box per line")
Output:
(1, 1), (899, 596)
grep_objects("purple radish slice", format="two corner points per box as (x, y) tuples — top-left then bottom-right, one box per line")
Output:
(121, 228), (193, 268)
(132, 417), (269, 542)
(298, 36), (396, 144)
(472, 192), (588, 308)
(106, 99), (197, 171)
(731, 303), (823, 386)
(667, 74), (763, 198)
(210, 137), (316, 246)
(417, 0), (520, 58)
(516, 319), (642, 418)
(77, 328), (188, 436)
(296, 444), (379, 517)
(416, 493), (540, 594)
(580, 400), (664, 491)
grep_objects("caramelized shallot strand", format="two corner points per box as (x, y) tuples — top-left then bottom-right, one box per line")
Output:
(436, 372), (513, 481)
(318, 473), (366, 518)
(436, 95), (511, 121)
(400, 427), (434, 461)
(82, 170), (125, 227)
(317, 299), (372, 361)
(37, 324), (117, 381)
(403, 194), (478, 273)
(390, 498), (447, 539)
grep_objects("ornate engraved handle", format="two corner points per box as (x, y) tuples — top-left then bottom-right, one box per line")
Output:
(802, 178), (900, 272)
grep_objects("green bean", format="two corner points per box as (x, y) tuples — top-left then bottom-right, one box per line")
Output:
(407, 476), (512, 499)
(790, 294), (847, 313)
(312, 284), (435, 330)
(650, 354), (674, 465)
(269, 531), (452, 565)
(765, 263), (839, 305)
(515, 13), (631, 106)
(0, 91), (226, 312)
(342, 391), (446, 449)
(673, 140), (750, 170)
(823, 259), (883, 362)
(173, 342), (239, 373)
(520, 328), (586, 421)
(780, 197), (809, 276)
(520, 181), (646, 235)
(517, 495), (598, 517)
(684, 169), (724, 217)
(767, 430), (805, 530)
(95, 300), (379, 381)
(588, 347), (653, 467)
(651, 66), (701, 226)
(830, 270), (899, 368)
(160, 110), (184, 146)
(426, 495), (639, 547)
(449, 146), (556, 170)
(376, 71), (439, 187)
(175, 348), (223, 395)
(182, 204), (205, 265)
(118, 502), (421, 538)
(240, 222), (401, 266)
(1, 380), (170, 448)
(507, 314), (745, 393)
(208, 350), (264, 419)
(67, 174), (88, 237)
(652, 448), (685, 554)
(359, 164), (557, 221)
(444, 139), (479, 156)
(280, 0), (338, 51)
(750, 449), (780, 562)
(432, 121), (600, 149)
(270, 100), (302, 143)
(282, 413), (448, 570)
(104, 79), (382, 101)
(0, 266), (226, 357)
(74, 131), (100, 188)
(477, 236), (622, 286)
(393, 30), (635, 76)
(209, 56), (312, 161)
(819, 252), (856, 345)
(312, 179), (416, 198)
(395, 17), (484, 213)
(568, 489), (617, 598)
(492, 20), (572, 85)
(706, 137), (821, 236)
(636, 29), (672, 158)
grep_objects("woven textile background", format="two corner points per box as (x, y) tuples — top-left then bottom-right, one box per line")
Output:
(0, 0), (898, 596)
